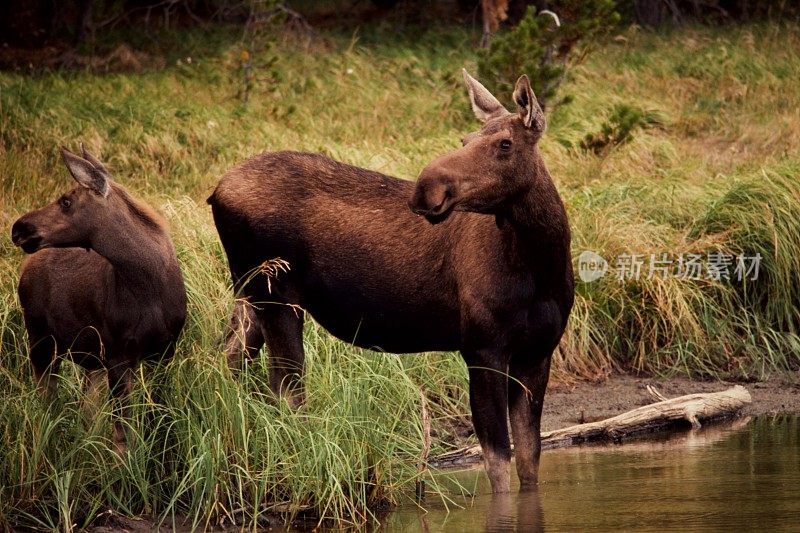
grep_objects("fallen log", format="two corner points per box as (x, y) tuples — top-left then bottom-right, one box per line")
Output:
(430, 385), (751, 468)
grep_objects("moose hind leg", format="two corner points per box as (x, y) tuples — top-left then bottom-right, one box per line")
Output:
(225, 298), (266, 369)
(508, 351), (551, 488)
(465, 349), (511, 493)
(259, 304), (305, 408)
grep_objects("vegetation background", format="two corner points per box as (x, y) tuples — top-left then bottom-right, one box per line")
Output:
(1, 0), (799, 529)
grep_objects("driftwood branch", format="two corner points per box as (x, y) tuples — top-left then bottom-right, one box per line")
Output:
(431, 385), (751, 468)
(646, 384), (668, 402)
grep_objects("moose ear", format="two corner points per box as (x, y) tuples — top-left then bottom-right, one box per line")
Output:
(80, 143), (111, 179)
(60, 146), (110, 197)
(463, 69), (508, 123)
(512, 75), (545, 131)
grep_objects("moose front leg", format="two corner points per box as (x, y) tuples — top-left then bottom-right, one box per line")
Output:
(508, 350), (552, 488)
(107, 362), (133, 455)
(81, 369), (106, 422)
(464, 348), (511, 493)
(29, 335), (60, 399)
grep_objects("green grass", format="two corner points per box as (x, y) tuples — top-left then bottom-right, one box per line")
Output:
(1, 20), (800, 529)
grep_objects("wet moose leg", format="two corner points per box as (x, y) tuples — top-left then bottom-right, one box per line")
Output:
(508, 350), (552, 488)
(465, 349), (511, 493)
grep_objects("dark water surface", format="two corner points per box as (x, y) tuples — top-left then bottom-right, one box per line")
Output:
(381, 416), (800, 532)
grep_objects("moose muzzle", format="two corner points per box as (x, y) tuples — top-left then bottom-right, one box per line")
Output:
(11, 218), (42, 254)
(409, 167), (458, 224)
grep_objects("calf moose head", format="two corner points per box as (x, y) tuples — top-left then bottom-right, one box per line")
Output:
(12, 146), (113, 253)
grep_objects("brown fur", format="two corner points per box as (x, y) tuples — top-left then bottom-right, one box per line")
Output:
(208, 72), (573, 492)
(11, 146), (187, 453)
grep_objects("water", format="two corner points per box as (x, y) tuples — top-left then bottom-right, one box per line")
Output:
(382, 416), (800, 532)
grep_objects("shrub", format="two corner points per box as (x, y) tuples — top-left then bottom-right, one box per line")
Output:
(477, 1), (620, 110)
(580, 103), (663, 154)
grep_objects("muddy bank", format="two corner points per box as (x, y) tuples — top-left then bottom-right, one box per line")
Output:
(542, 373), (800, 432)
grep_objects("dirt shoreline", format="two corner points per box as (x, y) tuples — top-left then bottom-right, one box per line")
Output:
(542, 373), (800, 432)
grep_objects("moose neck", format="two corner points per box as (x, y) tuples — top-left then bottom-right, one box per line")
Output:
(90, 188), (178, 294)
(499, 158), (571, 276)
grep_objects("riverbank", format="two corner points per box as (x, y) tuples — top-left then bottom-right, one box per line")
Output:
(84, 372), (799, 532)
(543, 373), (800, 432)
(429, 372), (800, 453)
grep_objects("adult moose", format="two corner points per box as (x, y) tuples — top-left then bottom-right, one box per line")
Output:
(11, 146), (187, 453)
(208, 71), (574, 492)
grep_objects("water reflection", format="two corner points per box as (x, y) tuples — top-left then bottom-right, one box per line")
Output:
(484, 490), (543, 533)
(381, 416), (800, 532)
(385, 485), (545, 533)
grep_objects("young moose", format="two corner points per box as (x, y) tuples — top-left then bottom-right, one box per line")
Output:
(209, 72), (574, 492)
(11, 146), (187, 453)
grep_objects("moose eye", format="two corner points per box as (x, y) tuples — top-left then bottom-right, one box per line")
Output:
(59, 197), (72, 209)
(499, 139), (512, 151)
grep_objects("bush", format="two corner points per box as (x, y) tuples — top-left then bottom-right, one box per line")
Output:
(477, 1), (620, 110)
(580, 103), (663, 154)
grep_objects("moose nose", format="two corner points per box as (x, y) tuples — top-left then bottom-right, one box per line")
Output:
(11, 219), (32, 246)
(409, 174), (453, 215)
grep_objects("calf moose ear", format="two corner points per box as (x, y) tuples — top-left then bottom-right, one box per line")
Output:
(512, 74), (545, 132)
(60, 146), (110, 198)
(80, 143), (111, 179)
(463, 69), (508, 123)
